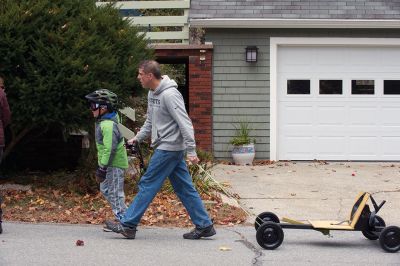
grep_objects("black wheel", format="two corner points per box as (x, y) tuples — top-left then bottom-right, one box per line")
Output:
(379, 226), (400, 253)
(362, 215), (386, 240)
(255, 212), (280, 230)
(256, 221), (284, 250)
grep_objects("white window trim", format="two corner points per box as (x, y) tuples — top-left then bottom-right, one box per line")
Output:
(190, 19), (400, 29)
(269, 37), (400, 161)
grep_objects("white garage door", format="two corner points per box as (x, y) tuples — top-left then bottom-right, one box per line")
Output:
(278, 46), (400, 160)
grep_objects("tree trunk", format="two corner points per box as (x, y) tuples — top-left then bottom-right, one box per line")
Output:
(4, 125), (34, 159)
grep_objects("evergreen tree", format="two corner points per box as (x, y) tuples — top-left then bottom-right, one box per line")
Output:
(0, 0), (153, 159)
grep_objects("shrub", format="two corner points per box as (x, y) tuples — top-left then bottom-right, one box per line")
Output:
(0, 0), (153, 160)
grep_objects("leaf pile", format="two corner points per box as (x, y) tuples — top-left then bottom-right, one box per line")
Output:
(1, 188), (247, 227)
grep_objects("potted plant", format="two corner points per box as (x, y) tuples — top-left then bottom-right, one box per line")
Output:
(229, 120), (256, 165)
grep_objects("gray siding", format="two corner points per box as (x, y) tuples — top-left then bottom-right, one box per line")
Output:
(208, 28), (400, 160)
(190, 0), (400, 20)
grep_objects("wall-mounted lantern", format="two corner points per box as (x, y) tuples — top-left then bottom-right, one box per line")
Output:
(245, 46), (258, 62)
(199, 49), (206, 63)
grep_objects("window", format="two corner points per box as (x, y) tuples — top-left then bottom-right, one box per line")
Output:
(319, 80), (343, 94)
(384, 80), (400, 95)
(287, 80), (310, 94)
(352, 80), (374, 95)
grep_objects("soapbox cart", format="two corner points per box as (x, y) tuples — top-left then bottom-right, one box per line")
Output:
(255, 192), (400, 253)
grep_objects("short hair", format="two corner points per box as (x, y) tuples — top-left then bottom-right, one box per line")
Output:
(139, 60), (161, 79)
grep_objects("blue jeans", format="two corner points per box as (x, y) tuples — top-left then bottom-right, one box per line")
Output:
(121, 149), (212, 228)
(100, 167), (127, 220)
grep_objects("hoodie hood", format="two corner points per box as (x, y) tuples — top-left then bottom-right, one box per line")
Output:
(99, 111), (118, 123)
(153, 75), (178, 96)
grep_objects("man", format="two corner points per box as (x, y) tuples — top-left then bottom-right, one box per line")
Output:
(106, 60), (215, 240)
(0, 75), (12, 234)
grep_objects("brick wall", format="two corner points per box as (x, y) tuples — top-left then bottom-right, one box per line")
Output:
(154, 44), (213, 153)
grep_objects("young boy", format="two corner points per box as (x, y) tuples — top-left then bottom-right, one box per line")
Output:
(85, 89), (128, 231)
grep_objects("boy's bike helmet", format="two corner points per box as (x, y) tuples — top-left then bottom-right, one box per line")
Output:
(85, 89), (118, 110)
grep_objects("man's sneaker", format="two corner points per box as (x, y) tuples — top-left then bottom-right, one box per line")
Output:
(183, 224), (216, 240)
(104, 220), (136, 239)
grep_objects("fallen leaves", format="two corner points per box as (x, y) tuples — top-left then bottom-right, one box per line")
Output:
(2, 188), (247, 227)
(218, 160), (275, 166)
(219, 246), (232, 251)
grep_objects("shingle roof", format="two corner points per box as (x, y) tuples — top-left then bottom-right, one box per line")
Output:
(189, 0), (400, 20)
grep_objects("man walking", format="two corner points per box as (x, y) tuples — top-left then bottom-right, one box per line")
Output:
(0, 75), (12, 234)
(106, 60), (215, 240)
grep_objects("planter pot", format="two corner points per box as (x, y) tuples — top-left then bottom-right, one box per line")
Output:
(232, 144), (255, 165)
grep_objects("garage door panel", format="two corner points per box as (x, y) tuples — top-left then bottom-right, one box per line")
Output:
(277, 45), (400, 160)
(316, 136), (346, 156)
(281, 136), (313, 158)
(378, 48), (400, 66)
(382, 137), (400, 156)
(282, 127), (314, 134)
(281, 104), (313, 125)
(316, 106), (346, 125)
(316, 47), (345, 66)
(348, 107), (378, 125)
(349, 136), (378, 156)
(346, 130), (379, 137)
(381, 107), (400, 126)
(349, 48), (381, 66)
(347, 115), (379, 127)
(279, 47), (313, 66)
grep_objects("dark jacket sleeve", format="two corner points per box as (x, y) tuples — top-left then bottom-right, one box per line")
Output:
(0, 90), (11, 127)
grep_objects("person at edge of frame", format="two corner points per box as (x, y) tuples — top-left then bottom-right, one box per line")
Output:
(0, 75), (12, 234)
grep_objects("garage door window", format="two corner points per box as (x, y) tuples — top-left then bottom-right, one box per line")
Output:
(319, 80), (342, 94)
(287, 80), (310, 94)
(384, 80), (400, 95)
(352, 80), (374, 95)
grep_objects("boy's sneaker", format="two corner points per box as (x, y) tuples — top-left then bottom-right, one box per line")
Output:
(103, 219), (120, 232)
(104, 220), (136, 239)
(103, 224), (112, 232)
(183, 224), (216, 240)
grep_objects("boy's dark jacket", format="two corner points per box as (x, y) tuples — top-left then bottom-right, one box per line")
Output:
(0, 89), (11, 147)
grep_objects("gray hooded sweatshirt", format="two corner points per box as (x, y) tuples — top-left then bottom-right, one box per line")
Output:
(135, 75), (197, 157)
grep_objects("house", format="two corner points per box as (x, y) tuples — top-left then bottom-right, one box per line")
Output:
(189, 0), (400, 161)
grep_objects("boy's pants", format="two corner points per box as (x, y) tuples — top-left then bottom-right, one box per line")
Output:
(100, 167), (127, 220)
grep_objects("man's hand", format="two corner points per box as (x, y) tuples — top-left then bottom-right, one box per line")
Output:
(95, 166), (107, 183)
(127, 137), (137, 145)
(187, 155), (199, 165)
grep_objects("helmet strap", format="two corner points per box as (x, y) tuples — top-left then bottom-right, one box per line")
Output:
(96, 108), (102, 119)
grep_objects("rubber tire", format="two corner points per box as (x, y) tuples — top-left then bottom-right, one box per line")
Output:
(256, 221), (284, 250)
(255, 212), (280, 231)
(379, 226), (400, 253)
(362, 215), (385, 240)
